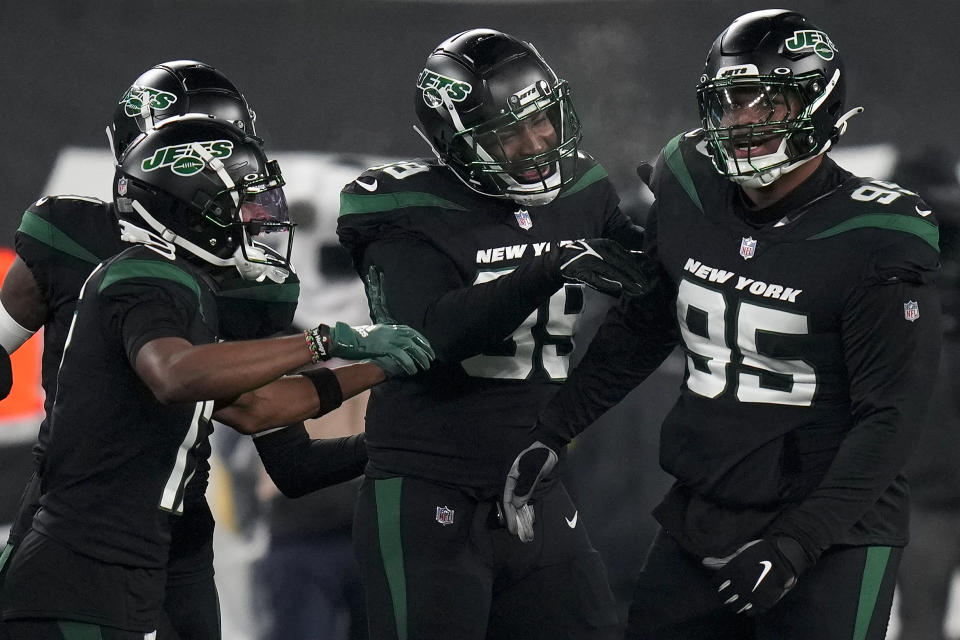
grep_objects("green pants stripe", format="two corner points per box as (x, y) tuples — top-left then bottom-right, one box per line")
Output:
(852, 546), (892, 640)
(375, 477), (407, 640)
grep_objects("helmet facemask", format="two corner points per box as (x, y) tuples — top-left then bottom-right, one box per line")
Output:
(199, 158), (294, 283)
(435, 79), (581, 206)
(699, 71), (838, 188)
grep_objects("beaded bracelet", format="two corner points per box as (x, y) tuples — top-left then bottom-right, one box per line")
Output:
(304, 324), (332, 363)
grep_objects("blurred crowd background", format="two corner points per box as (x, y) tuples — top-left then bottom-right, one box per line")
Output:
(1, 1), (958, 638)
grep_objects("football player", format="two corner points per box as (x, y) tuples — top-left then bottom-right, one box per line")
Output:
(0, 60), (388, 640)
(337, 28), (661, 640)
(0, 115), (433, 639)
(502, 10), (941, 640)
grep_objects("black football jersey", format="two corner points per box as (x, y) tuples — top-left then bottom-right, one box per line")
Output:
(644, 132), (941, 556)
(35, 246), (220, 567)
(337, 154), (639, 490)
(14, 196), (124, 461)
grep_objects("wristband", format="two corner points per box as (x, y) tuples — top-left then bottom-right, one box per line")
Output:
(304, 324), (332, 363)
(300, 367), (343, 417)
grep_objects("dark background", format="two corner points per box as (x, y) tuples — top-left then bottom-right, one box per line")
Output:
(0, 0), (955, 241)
(1, 1), (957, 633)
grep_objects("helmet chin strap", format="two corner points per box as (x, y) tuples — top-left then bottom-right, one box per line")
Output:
(130, 200), (235, 267)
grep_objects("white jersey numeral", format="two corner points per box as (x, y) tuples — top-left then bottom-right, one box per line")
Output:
(678, 280), (817, 406)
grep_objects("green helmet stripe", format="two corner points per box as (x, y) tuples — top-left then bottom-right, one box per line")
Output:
(807, 214), (939, 252)
(17, 210), (102, 264)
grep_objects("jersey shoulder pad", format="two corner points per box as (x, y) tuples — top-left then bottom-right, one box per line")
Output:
(650, 129), (723, 212)
(17, 195), (117, 266)
(339, 158), (472, 219)
(97, 246), (207, 303)
(808, 176), (940, 252)
(557, 151), (611, 199)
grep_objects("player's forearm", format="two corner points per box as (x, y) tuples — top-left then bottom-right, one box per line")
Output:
(215, 362), (384, 434)
(422, 259), (561, 361)
(214, 376), (325, 434)
(536, 291), (678, 444)
(255, 424), (367, 498)
(139, 333), (313, 403)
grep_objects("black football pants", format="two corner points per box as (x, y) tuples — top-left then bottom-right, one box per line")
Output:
(625, 528), (900, 640)
(354, 475), (620, 640)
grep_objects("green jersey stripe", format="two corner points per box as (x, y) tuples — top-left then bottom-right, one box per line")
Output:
(17, 210), (102, 264)
(559, 163), (608, 198)
(663, 133), (704, 213)
(340, 191), (467, 216)
(98, 259), (202, 302)
(807, 214), (939, 252)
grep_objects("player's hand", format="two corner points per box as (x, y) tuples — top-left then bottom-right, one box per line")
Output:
(702, 537), (810, 616)
(365, 265), (398, 324)
(368, 345), (431, 378)
(551, 239), (658, 297)
(327, 322), (433, 362)
(502, 438), (560, 543)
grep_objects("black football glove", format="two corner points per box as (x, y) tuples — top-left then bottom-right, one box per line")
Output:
(502, 438), (561, 543)
(702, 537), (812, 616)
(550, 239), (657, 297)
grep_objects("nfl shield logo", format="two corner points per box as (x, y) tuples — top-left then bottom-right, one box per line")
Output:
(739, 236), (757, 260)
(904, 300), (920, 322)
(514, 209), (533, 230)
(435, 506), (455, 526)
(117, 177), (128, 196)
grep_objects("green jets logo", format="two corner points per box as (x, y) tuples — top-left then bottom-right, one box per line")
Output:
(784, 30), (837, 60)
(120, 85), (178, 117)
(141, 140), (234, 176)
(417, 69), (472, 108)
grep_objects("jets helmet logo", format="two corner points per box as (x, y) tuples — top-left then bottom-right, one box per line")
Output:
(141, 140), (234, 176)
(120, 85), (178, 117)
(417, 69), (472, 108)
(784, 30), (837, 61)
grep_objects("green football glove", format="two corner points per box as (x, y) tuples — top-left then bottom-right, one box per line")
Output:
(326, 322), (430, 361)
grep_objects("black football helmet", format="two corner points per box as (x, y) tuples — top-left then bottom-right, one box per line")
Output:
(108, 60), (257, 161)
(415, 28), (581, 206)
(113, 115), (293, 282)
(696, 10), (862, 188)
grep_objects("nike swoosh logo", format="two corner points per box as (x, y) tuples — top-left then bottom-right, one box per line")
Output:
(355, 178), (378, 192)
(916, 206), (932, 217)
(565, 511), (578, 528)
(753, 560), (773, 592)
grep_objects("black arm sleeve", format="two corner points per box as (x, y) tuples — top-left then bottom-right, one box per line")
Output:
(364, 234), (562, 362)
(769, 278), (941, 558)
(534, 278), (680, 446)
(254, 424), (367, 498)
